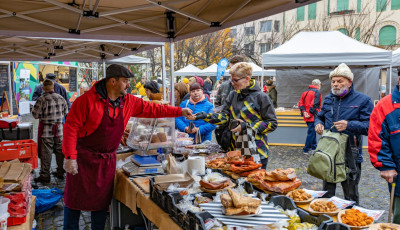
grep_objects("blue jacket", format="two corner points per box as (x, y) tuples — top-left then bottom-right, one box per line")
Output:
(369, 85), (400, 196)
(32, 82), (71, 109)
(315, 85), (373, 163)
(175, 98), (216, 142)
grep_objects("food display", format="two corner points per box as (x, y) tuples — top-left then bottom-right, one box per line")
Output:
(287, 189), (312, 203)
(370, 223), (400, 230)
(310, 200), (337, 212)
(221, 189), (261, 215)
(200, 172), (235, 193)
(339, 209), (374, 227)
(264, 168), (297, 181)
(247, 168), (302, 194)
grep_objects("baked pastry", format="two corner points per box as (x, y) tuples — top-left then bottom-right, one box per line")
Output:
(200, 179), (230, 190)
(221, 189), (261, 216)
(259, 178), (302, 193)
(151, 135), (161, 143)
(226, 151), (241, 161)
(265, 168), (297, 182)
(157, 132), (167, 142)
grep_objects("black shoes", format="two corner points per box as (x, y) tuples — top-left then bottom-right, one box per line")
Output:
(51, 171), (65, 180)
(34, 176), (51, 184)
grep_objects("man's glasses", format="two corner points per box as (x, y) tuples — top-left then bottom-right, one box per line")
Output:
(231, 77), (246, 83)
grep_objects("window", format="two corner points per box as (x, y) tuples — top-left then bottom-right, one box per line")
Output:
(274, 21), (280, 32)
(297, 6), (305, 21)
(230, 28), (237, 37)
(244, 42), (255, 55)
(376, 0), (387, 12)
(260, 21), (272, 33)
(260, 43), (271, 53)
(273, 43), (280, 49)
(379, 26), (397, 46)
(392, 0), (400, 9)
(357, 0), (362, 12)
(337, 0), (349, 11)
(308, 3), (317, 20)
(356, 28), (360, 41)
(327, 0), (331, 15)
(244, 27), (255, 35)
(338, 28), (349, 36)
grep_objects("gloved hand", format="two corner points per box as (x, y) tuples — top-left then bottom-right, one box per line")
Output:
(194, 112), (207, 120)
(63, 159), (78, 175)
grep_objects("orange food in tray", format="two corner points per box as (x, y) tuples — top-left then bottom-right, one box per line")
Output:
(341, 209), (373, 227)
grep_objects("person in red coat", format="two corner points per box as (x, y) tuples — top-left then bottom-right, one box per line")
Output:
(62, 64), (193, 230)
(298, 79), (322, 155)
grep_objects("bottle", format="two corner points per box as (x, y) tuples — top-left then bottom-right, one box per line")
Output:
(17, 114), (22, 124)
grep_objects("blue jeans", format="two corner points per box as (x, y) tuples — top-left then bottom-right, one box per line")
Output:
(64, 207), (107, 230)
(303, 122), (317, 152)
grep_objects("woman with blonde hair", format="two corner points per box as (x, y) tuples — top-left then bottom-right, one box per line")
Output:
(174, 82), (189, 106)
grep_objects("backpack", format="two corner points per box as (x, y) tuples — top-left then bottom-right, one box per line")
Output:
(215, 123), (232, 151)
(307, 127), (349, 183)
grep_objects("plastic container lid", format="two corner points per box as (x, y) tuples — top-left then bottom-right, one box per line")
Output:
(0, 198), (10, 216)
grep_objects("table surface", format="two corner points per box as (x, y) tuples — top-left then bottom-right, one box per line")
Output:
(9, 196), (36, 230)
(297, 203), (338, 222)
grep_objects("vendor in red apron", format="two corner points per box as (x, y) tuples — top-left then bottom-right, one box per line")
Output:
(62, 64), (193, 230)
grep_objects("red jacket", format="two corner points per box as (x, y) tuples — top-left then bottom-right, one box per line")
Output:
(63, 83), (182, 159)
(298, 85), (322, 122)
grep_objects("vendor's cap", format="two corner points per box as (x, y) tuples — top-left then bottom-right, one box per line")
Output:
(106, 64), (135, 79)
(45, 73), (56, 81)
(329, 63), (353, 81)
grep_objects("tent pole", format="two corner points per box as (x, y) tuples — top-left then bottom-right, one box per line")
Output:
(261, 64), (264, 88)
(170, 42), (175, 106)
(162, 45), (167, 100)
(389, 65), (392, 94)
(8, 62), (13, 115)
(103, 60), (106, 78)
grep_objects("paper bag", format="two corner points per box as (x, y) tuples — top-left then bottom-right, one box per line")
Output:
(167, 154), (182, 174)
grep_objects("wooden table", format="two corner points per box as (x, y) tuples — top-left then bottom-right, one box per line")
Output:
(9, 196), (36, 230)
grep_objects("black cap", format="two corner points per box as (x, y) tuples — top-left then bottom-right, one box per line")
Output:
(106, 64), (135, 79)
(45, 73), (56, 81)
(144, 81), (160, 93)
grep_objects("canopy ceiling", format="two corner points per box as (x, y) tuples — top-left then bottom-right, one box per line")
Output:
(262, 31), (392, 68)
(107, 55), (150, 64)
(173, 64), (201, 76)
(0, 35), (161, 62)
(0, 0), (319, 44)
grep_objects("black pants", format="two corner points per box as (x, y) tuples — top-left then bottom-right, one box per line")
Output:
(261, 157), (269, 170)
(322, 163), (362, 205)
(64, 207), (107, 230)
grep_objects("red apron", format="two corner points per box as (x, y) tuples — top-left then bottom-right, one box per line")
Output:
(64, 97), (125, 211)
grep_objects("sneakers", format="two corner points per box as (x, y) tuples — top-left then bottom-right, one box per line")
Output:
(51, 171), (65, 180)
(34, 176), (50, 184)
(303, 150), (316, 155)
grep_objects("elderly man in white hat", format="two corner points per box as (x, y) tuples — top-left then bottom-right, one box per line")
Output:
(314, 63), (374, 205)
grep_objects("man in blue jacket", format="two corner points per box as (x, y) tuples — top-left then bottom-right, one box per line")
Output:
(32, 73), (71, 110)
(175, 83), (216, 143)
(369, 74), (400, 223)
(315, 63), (373, 205)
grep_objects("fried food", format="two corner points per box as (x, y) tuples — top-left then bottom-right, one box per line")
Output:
(310, 200), (337, 212)
(226, 151), (241, 161)
(264, 168), (297, 182)
(378, 223), (400, 230)
(206, 157), (227, 169)
(200, 179), (230, 190)
(259, 178), (302, 194)
(231, 164), (262, 173)
(341, 209), (373, 227)
(288, 189), (312, 201)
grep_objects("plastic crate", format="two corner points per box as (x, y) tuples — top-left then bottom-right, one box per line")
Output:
(325, 222), (350, 230)
(7, 215), (27, 226)
(269, 195), (297, 210)
(167, 192), (190, 229)
(149, 177), (168, 212)
(191, 211), (214, 230)
(0, 140), (38, 169)
(296, 207), (333, 230)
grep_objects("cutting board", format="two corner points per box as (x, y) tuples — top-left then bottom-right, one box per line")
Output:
(132, 177), (150, 194)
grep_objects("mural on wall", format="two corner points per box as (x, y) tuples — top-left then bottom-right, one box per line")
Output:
(13, 62), (39, 102)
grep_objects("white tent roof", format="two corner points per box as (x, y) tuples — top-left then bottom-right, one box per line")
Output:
(197, 63), (218, 76)
(262, 31), (392, 67)
(393, 48), (400, 67)
(173, 64), (202, 76)
(107, 55), (150, 64)
(225, 62), (275, 76)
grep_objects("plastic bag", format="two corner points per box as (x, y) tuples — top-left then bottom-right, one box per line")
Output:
(32, 188), (64, 213)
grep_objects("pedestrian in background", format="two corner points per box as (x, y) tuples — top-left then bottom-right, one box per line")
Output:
(299, 79), (322, 155)
(32, 73), (71, 110)
(174, 82), (189, 107)
(203, 76), (213, 92)
(265, 80), (277, 108)
(315, 63), (373, 205)
(32, 79), (68, 183)
(135, 76), (146, 97)
(369, 73), (400, 223)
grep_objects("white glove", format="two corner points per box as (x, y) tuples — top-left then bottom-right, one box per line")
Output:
(63, 159), (78, 175)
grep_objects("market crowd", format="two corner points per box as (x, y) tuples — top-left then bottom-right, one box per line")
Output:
(30, 55), (400, 228)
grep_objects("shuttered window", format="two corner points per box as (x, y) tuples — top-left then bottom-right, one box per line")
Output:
(392, 0), (400, 9)
(297, 6), (305, 21)
(337, 0), (349, 11)
(338, 28), (349, 36)
(379, 26), (396, 46)
(377, 0), (387, 12)
(308, 3), (317, 20)
(356, 28), (360, 41)
(357, 0), (362, 12)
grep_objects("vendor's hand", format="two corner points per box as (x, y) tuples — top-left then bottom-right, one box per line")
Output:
(315, 124), (324, 135)
(381, 170), (398, 183)
(303, 111), (310, 118)
(181, 108), (193, 118)
(231, 119), (244, 133)
(63, 159), (78, 175)
(333, 120), (348, 132)
(185, 126), (198, 134)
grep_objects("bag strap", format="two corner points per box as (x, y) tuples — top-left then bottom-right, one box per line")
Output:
(16, 127), (20, 140)
(345, 137), (358, 180)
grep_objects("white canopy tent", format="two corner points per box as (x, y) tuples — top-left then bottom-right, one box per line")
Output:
(393, 48), (400, 67)
(197, 63), (218, 77)
(261, 31), (393, 107)
(173, 64), (201, 77)
(107, 55), (150, 64)
(225, 62), (276, 77)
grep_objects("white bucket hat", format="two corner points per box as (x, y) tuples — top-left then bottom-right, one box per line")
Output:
(329, 63), (354, 81)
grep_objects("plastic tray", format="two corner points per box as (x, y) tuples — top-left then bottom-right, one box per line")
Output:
(296, 207), (333, 230)
(325, 222), (351, 230)
(167, 192), (190, 230)
(149, 177), (168, 212)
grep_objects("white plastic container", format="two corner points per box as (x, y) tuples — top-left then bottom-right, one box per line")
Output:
(0, 198), (10, 230)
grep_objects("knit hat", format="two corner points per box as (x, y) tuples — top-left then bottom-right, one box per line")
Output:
(194, 76), (204, 87)
(182, 78), (189, 84)
(45, 73), (56, 81)
(329, 63), (354, 81)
